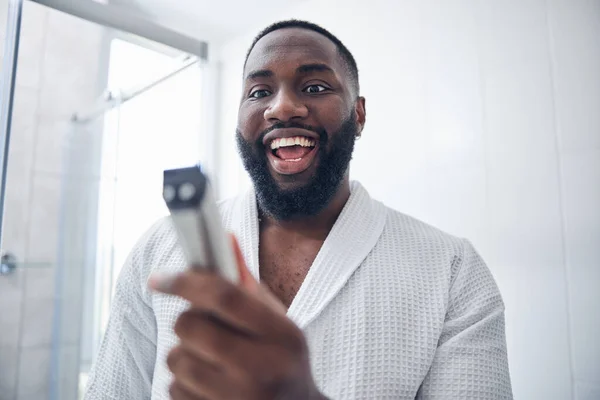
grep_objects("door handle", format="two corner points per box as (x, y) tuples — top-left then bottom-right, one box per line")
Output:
(0, 252), (17, 276)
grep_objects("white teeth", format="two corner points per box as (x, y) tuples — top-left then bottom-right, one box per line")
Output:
(269, 136), (316, 150)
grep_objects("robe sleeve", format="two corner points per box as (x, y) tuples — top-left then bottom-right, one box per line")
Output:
(417, 239), (513, 399)
(83, 222), (162, 400)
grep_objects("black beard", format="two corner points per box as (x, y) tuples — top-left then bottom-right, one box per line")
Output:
(236, 115), (358, 221)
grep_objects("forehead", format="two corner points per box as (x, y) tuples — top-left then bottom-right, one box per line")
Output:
(245, 28), (345, 77)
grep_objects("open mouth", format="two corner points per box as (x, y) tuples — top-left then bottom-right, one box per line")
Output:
(270, 136), (316, 160)
(266, 135), (319, 175)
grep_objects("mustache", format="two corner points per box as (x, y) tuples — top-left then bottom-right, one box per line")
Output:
(254, 122), (328, 146)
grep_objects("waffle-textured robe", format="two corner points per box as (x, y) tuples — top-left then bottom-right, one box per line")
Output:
(84, 181), (512, 399)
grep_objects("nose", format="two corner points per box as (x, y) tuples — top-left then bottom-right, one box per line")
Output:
(263, 89), (308, 122)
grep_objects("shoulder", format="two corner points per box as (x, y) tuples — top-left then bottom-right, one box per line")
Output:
(377, 203), (496, 295)
(124, 216), (180, 277)
(216, 191), (249, 229)
(381, 205), (464, 254)
(135, 216), (178, 258)
(375, 201), (481, 281)
(217, 196), (238, 218)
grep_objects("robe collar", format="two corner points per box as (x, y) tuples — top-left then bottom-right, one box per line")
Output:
(231, 181), (388, 328)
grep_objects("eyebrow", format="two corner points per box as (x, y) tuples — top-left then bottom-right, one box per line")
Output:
(245, 63), (335, 81)
(296, 63), (334, 75)
(246, 69), (274, 80)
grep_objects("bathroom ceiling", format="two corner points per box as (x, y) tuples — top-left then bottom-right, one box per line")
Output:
(108, 0), (304, 43)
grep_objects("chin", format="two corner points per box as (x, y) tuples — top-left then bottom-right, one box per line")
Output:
(270, 166), (318, 190)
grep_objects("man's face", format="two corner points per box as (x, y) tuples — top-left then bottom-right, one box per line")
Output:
(237, 28), (366, 220)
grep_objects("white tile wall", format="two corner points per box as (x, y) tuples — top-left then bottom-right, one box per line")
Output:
(33, 118), (104, 178)
(58, 287), (85, 346)
(20, 297), (55, 348)
(549, 0), (600, 395)
(0, 0), (8, 38)
(474, 10), (573, 398)
(44, 6), (104, 51)
(15, 2), (48, 90)
(560, 150), (600, 386)
(3, 85), (38, 261)
(419, 166), (488, 243)
(9, 86), (38, 175)
(31, 119), (68, 176)
(576, 381), (600, 400)
(57, 345), (81, 399)
(334, 1), (428, 209)
(66, 119), (105, 179)
(37, 11), (104, 120)
(477, 0), (562, 268)
(1, 3), (108, 400)
(421, 0), (484, 170)
(24, 267), (56, 300)
(0, 270), (24, 348)
(0, 345), (19, 400)
(24, 174), (61, 264)
(0, 299), (22, 350)
(16, 347), (51, 399)
(16, 391), (51, 400)
(547, 0), (600, 154)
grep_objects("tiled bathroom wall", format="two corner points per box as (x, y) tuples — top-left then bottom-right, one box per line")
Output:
(0, 3), (108, 400)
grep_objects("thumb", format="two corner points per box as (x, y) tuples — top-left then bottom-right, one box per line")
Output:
(229, 234), (259, 290)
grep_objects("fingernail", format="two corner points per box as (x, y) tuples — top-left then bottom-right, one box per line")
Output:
(148, 272), (178, 292)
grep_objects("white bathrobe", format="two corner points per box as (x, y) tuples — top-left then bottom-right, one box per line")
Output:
(84, 181), (512, 399)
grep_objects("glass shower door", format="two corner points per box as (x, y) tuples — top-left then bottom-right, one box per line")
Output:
(51, 35), (206, 400)
(0, 2), (208, 399)
(0, 3), (110, 399)
(83, 38), (206, 381)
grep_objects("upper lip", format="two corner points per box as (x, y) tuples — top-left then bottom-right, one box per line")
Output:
(262, 128), (320, 147)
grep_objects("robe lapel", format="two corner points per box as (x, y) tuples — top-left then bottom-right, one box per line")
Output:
(287, 182), (388, 328)
(230, 188), (261, 280)
(230, 182), (388, 329)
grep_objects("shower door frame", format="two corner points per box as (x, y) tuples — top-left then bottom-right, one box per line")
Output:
(0, 0), (24, 252)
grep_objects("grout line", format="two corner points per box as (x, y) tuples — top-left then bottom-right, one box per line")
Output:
(545, 1), (577, 398)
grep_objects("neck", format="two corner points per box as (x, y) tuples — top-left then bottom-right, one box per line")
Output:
(259, 179), (351, 239)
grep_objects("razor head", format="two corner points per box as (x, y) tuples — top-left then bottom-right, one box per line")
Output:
(163, 165), (207, 210)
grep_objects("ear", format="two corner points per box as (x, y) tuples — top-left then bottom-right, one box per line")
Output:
(354, 96), (366, 136)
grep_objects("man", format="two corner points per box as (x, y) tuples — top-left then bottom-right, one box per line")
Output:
(85, 20), (513, 399)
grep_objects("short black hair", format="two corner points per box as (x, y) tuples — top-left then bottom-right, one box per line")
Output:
(244, 20), (360, 94)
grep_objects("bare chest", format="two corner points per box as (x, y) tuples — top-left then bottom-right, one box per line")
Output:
(259, 240), (322, 308)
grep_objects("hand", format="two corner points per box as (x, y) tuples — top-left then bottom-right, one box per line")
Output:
(149, 236), (325, 400)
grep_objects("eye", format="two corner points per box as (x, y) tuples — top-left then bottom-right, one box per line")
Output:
(249, 89), (272, 99)
(303, 84), (329, 94)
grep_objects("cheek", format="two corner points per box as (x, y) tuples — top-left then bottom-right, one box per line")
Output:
(309, 99), (349, 133)
(238, 104), (265, 139)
